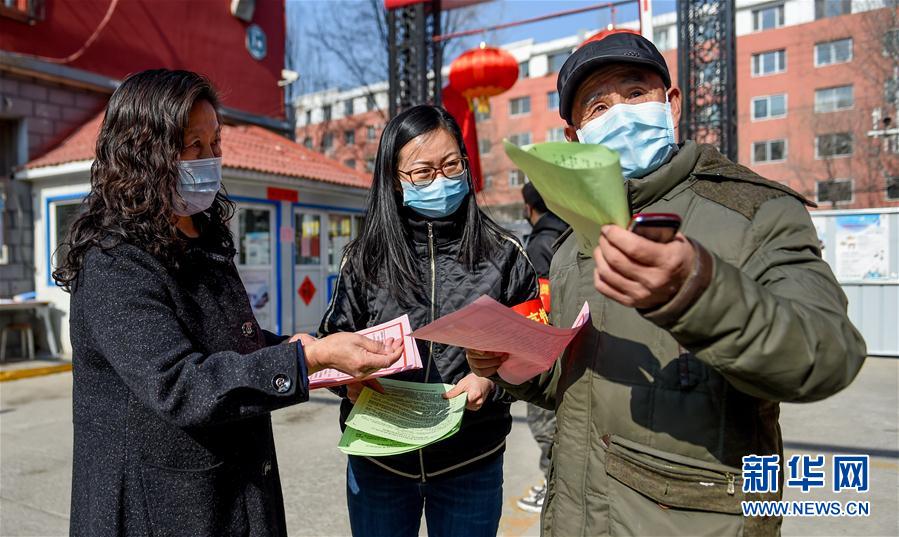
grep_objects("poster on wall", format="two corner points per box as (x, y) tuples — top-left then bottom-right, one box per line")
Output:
(239, 269), (274, 331)
(244, 231), (271, 266)
(810, 216), (826, 252)
(834, 215), (890, 282)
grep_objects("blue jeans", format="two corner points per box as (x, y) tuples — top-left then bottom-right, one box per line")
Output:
(346, 454), (504, 537)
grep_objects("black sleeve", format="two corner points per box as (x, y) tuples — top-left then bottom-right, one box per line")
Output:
(262, 330), (290, 346)
(78, 248), (309, 429)
(525, 234), (554, 279)
(502, 237), (541, 307)
(318, 255), (365, 337)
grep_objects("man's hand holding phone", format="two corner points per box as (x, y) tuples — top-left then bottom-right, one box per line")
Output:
(592, 213), (695, 309)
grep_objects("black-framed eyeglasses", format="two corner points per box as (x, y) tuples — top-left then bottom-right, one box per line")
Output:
(398, 157), (468, 187)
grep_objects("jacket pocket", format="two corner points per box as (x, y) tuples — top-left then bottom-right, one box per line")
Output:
(601, 434), (747, 537)
(141, 461), (248, 537)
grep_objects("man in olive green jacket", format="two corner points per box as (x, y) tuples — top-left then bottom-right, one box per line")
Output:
(467, 32), (866, 537)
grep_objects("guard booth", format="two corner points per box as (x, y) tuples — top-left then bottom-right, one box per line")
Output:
(810, 208), (899, 357)
(19, 117), (371, 355)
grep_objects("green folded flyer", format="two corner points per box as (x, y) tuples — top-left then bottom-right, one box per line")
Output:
(338, 378), (467, 457)
(504, 140), (630, 255)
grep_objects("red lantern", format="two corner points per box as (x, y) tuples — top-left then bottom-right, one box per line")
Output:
(448, 43), (519, 113)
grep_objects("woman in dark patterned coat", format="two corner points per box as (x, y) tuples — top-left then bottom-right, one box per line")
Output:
(55, 69), (402, 537)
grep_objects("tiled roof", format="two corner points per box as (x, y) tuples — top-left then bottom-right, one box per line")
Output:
(25, 114), (371, 189)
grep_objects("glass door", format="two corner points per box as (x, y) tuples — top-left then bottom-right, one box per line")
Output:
(293, 210), (325, 333)
(232, 203), (277, 332)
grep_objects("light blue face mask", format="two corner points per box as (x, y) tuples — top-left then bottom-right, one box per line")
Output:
(576, 98), (677, 179)
(401, 171), (470, 219)
(174, 156), (222, 216)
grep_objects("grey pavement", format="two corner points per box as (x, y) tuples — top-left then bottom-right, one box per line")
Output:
(1, 357), (897, 537)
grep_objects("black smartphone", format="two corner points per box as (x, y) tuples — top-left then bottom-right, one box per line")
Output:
(627, 213), (682, 243)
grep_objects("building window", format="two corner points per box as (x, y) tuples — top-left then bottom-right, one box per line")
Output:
(887, 176), (899, 200)
(344, 99), (354, 117)
(751, 94), (787, 120)
(322, 132), (334, 150)
(478, 138), (492, 155)
(816, 179), (853, 204)
(508, 132), (532, 146)
(322, 104), (332, 122)
(305, 109), (312, 125)
(366, 94), (376, 112)
(547, 91), (559, 110)
(752, 49), (786, 76)
(815, 38), (853, 66)
(366, 126), (377, 141)
(343, 159), (356, 169)
(0, 0), (44, 22)
(752, 3), (784, 31)
(815, 86), (854, 113)
(475, 108), (491, 122)
(548, 51), (569, 73)
(365, 157), (375, 172)
(752, 139), (787, 163)
(344, 130), (355, 145)
(295, 213), (321, 266)
(815, 0), (850, 19)
(653, 27), (671, 51)
(510, 96), (531, 116)
(303, 136), (313, 148)
(816, 133), (853, 158)
(519, 61), (530, 79)
(509, 169), (527, 187)
(887, 133), (899, 154)
(484, 174), (494, 188)
(237, 208), (272, 266)
(886, 77), (899, 107)
(50, 200), (82, 270)
(546, 127), (565, 142)
(885, 28), (899, 57)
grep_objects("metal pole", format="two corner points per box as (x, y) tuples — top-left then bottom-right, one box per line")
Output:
(431, 0), (442, 106)
(723, 0), (737, 161)
(388, 8), (398, 119)
(432, 0), (637, 43)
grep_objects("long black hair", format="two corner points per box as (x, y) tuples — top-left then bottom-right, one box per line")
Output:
(53, 69), (235, 290)
(347, 104), (510, 300)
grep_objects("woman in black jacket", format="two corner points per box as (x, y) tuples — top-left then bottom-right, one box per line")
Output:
(319, 105), (538, 537)
(55, 69), (402, 537)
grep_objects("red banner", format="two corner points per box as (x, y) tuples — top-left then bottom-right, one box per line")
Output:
(441, 84), (483, 192)
(511, 298), (549, 325)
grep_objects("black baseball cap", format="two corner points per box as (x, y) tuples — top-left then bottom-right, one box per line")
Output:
(558, 31), (671, 125)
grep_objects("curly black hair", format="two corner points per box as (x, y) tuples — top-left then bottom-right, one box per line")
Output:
(53, 69), (235, 291)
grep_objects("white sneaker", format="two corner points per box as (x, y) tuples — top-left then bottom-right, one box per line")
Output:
(517, 488), (545, 513)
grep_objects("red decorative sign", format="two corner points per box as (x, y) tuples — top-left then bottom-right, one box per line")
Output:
(298, 276), (317, 306)
(267, 187), (299, 202)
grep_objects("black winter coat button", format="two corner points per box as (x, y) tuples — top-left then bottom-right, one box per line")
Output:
(272, 374), (291, 393)
(242, 321), (256, 338)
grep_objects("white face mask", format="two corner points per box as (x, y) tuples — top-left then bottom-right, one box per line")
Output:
(576, 97), (677, 179)
(173, 156), (222, 216)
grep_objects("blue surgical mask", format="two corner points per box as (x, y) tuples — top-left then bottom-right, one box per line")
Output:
(401, 171), (470, 219)
(576, 98), (676, 179)
(174, 156), (222, 216)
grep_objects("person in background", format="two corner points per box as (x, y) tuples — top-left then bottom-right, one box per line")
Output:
(468, 31), (866, 536)
(319, 104), (538, 537)
(516, 182), (567, 514)
(55, 69), (402, 537)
